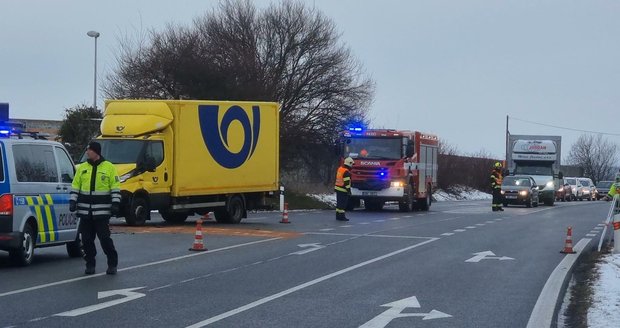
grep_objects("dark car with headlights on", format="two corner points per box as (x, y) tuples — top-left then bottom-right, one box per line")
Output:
(501, 175), (540, 208)
(596, 180), (613, 200)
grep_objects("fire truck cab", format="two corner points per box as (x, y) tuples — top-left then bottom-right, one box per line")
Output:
(340, 128), (438, 212)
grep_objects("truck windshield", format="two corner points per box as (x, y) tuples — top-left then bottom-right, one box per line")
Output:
(502, 177), (531, 187)
(79, 140), (147, 164)
(345, 137), (402, 160)
(514, 163), (553, 176)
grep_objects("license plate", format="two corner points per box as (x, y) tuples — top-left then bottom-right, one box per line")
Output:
(362, 191), (378, 196)
(505, 195), (517, 199)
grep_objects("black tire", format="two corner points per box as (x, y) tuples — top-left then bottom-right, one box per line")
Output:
(9, 223), (36, 266)
(399, 185), (414, 212)
(418, 187), (431, 211)
(526, 196), (532, 208)
(345, 199), (359, 211)
(126, 196), (149, 226)
(160, 210), (189, 224)
(544, 198), (555, 206)
(364, 200), (384, 211)
(215, 195), (245, 224)
(66, 237), (84, 258)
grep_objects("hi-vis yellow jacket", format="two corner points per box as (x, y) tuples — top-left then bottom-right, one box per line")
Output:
(71, 158), (121, 219)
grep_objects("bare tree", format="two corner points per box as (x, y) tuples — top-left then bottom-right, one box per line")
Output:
(567, 134), (618, 184)
(58, 104), (103, 161)
(103, 0), (374, 183)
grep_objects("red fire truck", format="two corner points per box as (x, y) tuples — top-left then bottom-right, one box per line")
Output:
(341, 128), (438, 212)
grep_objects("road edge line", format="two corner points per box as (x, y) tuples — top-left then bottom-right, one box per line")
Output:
(526, 238), (592, 328)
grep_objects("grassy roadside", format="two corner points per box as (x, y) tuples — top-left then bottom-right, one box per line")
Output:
(561, 246), (608, 327)
(283, 190), (334, 210)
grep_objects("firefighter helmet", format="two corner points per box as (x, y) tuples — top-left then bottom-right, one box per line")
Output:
(344, 157), (354, 167)
(494, 162), (502, 169)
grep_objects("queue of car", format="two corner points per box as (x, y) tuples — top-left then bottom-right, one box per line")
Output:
(502, 174), (606, 208)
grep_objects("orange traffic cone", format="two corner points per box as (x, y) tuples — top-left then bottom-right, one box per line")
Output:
(280, 203), (290, 224)
(560, 226), (576, 254)
(189, 219), (207, 251)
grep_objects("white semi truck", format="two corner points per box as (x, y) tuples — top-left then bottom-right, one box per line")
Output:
(506, 135), (562, 206)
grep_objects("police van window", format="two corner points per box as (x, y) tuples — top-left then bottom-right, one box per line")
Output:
(55, 146), (75, 183)
(13, 144), (59, 182)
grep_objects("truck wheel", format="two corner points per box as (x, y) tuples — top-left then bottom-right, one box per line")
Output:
(126, 197), (149, 226)
(544, 198), (555, 206)
(215, 195), (245, 224)
(418, 186), (432, 211)
(399, 186), (414, 212)
(346, 199), (359, 211)
(10, 223), (36, 266)
(66, 237), (84, 258)
(160, 210), (189, 224)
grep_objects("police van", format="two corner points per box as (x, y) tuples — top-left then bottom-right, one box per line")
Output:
(0, 136), (81, 266)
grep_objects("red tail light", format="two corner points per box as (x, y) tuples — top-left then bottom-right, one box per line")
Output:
(0, 194), (13, 216)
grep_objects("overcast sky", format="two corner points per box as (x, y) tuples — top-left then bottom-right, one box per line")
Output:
(1, 0), (619, 160)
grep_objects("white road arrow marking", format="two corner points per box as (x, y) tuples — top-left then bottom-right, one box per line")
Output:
(465, 251), (515, 263)
(55, 287), (146, 317)
(359, 296), (452, 328)
(290, 243), (325, 255)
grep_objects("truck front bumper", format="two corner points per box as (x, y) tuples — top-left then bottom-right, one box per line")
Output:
(350, 186), (405, 200)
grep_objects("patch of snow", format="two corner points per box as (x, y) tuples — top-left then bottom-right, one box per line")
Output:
(588, 253), (620, 327)
(308, 193), (337, 207)
(433, 185), (492, 201)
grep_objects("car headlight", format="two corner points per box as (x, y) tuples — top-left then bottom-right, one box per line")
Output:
(546, 181), (554, 188)
(391, 181), (404, 188)
(501, 190), (505, 195)
(583, 189), (590, 194)
(519, 190), (528, 196)
(558, 187), (564, 192)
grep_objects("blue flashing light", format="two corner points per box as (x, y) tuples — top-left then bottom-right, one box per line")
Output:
(0, 130), (9, 135)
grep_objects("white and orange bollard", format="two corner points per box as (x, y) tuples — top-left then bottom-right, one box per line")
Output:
(280, 202), (290, 224)
(189, 219), (207, 251)
(560, 226), (576, 254)
(613, 214), (620, 254)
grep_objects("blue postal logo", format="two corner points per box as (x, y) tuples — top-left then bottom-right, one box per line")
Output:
(199, 105), (261, 169)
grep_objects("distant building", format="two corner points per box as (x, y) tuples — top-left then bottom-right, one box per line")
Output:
(8, 118), (62, 140)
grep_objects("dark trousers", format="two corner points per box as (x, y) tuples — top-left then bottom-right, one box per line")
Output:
(80, 216), (118, 268)
(336, 191), (349, 217)
(492, 188), (503, 209)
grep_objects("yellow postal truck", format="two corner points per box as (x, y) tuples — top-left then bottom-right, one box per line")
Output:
(94, 100), (279, 225)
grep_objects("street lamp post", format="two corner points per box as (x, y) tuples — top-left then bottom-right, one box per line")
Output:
(86, 31), (100, 110)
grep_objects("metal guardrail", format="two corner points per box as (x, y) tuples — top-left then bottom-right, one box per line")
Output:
(598, 194), (619, 252)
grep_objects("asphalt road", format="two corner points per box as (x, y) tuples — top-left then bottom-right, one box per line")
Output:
(0, 199), (609, 328)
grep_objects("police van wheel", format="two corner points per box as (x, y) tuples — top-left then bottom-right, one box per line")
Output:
(66, 238), (84, 258)
(10, 224), (35, 266)
(126, 197), (149, 226)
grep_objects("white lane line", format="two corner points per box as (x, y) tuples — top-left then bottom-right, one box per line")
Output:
(586, 234), (597, 237)
(476, 223), (485, 226)
(149, 284), (173, 292)
(486, 221), (495, 224)
(527, 238), (591, 328)
(304, 232), (431, 239)
(319, 228), (335, 231)
(594, 226), (603, 230)
(373, 219), (385, 222)
(465, 226), (477, 229)
(454, 229), (466, 232)
(388, 218), (401, 221)
(359, 222), (371, 225)
(495, 219), (503, 221)
(0, 238), (281, 298)
(185, 238), (439, 328)
(440, 233), (454, 236)
(251, 261), (264, 265)
(589, 231), (599, 235)
(404, 215), (413, 218)
(340, 225), (353, 228)
(597, 223), (606, 226)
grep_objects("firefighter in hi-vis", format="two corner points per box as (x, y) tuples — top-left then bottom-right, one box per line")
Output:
(491, 162), (504, 211)
(334, 157), (354, 221)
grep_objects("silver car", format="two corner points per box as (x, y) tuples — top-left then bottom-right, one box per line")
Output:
(501, 175), (540, 208)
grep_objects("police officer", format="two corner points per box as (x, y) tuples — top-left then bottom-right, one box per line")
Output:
(602, 173), (620, 201)
(335, 157), (354, 221)
(491, 162), (504, 211)
(70, 142), (121, 275)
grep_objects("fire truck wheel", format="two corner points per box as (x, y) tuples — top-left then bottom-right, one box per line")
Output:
(399, 186), (414, 212)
